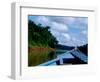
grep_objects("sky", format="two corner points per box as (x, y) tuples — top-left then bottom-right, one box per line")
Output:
(28, 15), (88, 46)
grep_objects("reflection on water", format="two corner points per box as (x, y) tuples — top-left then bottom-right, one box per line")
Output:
(28, 50), (66, 66)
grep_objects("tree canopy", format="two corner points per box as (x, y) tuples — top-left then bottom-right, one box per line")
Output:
(28, 20), (58, 48)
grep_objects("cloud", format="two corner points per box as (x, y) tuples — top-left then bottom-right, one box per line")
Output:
(51, 22), (68, 33)
(81, 30), (87, 35)
(62, 33), (71, 41)
(49, 16), (75, 25)
(49, 16), (87, 29)
(57, 33), (71, 45)
(33, 16), (51, 26)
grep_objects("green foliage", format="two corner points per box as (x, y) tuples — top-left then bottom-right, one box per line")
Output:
(28, 20), (58, 48)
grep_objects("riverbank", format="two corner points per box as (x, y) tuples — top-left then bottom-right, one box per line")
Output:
(28, 47), (56, 53)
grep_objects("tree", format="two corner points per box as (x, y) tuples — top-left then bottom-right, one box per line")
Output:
(28, 20), (58, 48)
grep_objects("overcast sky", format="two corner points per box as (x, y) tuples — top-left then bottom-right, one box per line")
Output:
(28, 15), (88, 46)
